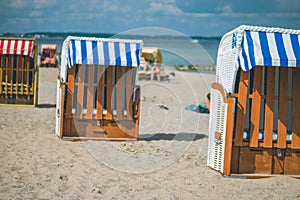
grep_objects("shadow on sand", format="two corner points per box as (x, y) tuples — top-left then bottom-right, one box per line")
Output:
(139, 132), (207, 141)
(37, 104), (56, 108)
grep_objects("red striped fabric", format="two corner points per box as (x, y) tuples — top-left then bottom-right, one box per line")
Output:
(0, 39), (35, 58)
(41, 44), (56, 51)
(13, 40), (18, 55)
(0, 40), (4, 54)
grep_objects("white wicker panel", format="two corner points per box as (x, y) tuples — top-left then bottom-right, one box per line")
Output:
(207, 89), (217, 168)
(216, 30), (241, 94)
(55, 79), (62, 136)
(207, 88), (228, 173)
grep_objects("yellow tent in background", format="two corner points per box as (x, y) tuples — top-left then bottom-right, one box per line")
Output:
(141, 47), (162, 64)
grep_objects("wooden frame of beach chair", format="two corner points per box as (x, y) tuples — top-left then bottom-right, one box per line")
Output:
(0, 37), (38, 107)
(40, 44), (57, 67)
(207, 25), (300, 178)
(55, 36), (143, 141)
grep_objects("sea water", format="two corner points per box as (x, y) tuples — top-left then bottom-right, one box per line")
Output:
(36, 37), (220, 66)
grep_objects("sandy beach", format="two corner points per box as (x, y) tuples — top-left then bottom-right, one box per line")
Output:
(0, 67), (299, 200)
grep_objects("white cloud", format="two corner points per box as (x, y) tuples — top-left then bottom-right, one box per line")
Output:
(29, 11), (42, 17)
(165, 0), (176, 3)
(8, 17), (30, 25)
(187, 13), (213, 18)
(33, 0), (57, 9)
(8, 0), (26, 8)
(146, 1), (214, 18)
(215, 4), (233, 15)
(265, 12), (300, 17)
(146, 17), (156, 22)
(102, 1), (120, 12)
(147, 2), (183, 15)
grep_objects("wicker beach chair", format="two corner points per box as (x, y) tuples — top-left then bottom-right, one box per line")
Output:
(40, 44), (57, 67)
(56, 36), (143, 140)
(0, 37), (39, 107)
(207, 25), (300, 178)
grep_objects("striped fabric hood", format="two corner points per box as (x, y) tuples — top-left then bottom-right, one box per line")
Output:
(0, 38), (35, 58)
(41, 44), (57, 51)
(216, 25), (300, 93)
(60, 36), (143, 82)
(236, 27), (300, 71)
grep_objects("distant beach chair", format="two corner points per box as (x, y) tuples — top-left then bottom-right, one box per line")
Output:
(40, 44), (57, 67)
(138, 47), (171, 81)
(56, 36), (143, 140)
(207, 25), (300, 178)
(0, 37), (39, 107)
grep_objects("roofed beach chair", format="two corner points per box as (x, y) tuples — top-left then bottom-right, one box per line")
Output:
(207, 25), (300, 178)
(40, 44), (57, 67)
(0, 37), (39, 107)
(56, 36), (143, 141)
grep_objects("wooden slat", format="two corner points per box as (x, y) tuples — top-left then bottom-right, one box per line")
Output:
(272, 149), (285, 174)
(5, 55), (8, 94)
(238, 147), (273, 174)
(292, 69), (300, 149)
(284, 149), (300, 174)
(263, 67), (275, 148)
(0, 55), (2, 93)
(105, 66), (113, 120)
(30, 57), (34, 94)
(16, 55), (20, 95)
(277, 68), (288, 149)
(234, 70), (249, 146)
(65, 66), (76, 118)
(116, 66), (124, 120)
(223, 97), (235, 175)
(75, 65), (85, 119)
(9, 55), (13, 95)
(26, 56), (29, 95)
(249, 67), (263, 148)
(125, 67), (133, 119)
(34, 40), (39, 106)
(96, 65), (104, 120)
(59, 87), (65, 138)
(134, 85), (140, 138)
(21, 56), (24, 95)
(86, 65), (95, 119)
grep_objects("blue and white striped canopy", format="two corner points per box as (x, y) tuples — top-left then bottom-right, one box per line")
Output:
(59, 36), (143, 82)
(238, 30), (300, 71)
(66, 37), (143, 68)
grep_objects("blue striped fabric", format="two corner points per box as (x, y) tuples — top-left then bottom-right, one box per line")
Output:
(67, 38), (142, 68)
(239, 30), (300, 71)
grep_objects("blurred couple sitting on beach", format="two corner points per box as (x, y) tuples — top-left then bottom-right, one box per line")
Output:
(185, 93), (211, 114)
(139, 57), (161, 82)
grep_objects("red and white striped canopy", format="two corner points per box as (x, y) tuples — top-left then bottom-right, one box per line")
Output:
(41, 44), (57, 51)
(0, 39), (35, 58)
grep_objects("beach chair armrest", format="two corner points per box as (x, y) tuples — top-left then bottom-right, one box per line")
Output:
(211, 82), (229, 103)
(133, 85), (140, 118)
(57, 75), (69, 87)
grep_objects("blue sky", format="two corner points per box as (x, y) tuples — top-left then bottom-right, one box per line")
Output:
(0, 0), (299, 36)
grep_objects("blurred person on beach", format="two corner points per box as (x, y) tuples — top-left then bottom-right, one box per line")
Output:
(198, 93), (210, 113)
(139, 57), (150, 72)
(150, 61), (161, 82)
(206, 93), (210, 112)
